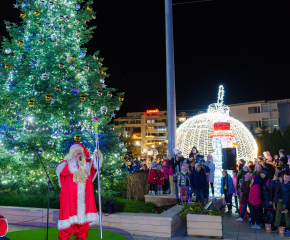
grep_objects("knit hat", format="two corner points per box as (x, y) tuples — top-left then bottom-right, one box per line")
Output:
(157, 165), (162, 171)
(150, 161), (157, 168)
(182, 163), (189, 172)
(163, 154), (168, 159)
(243, 166), (249, 171)
(195, 163), (200, 170)
(174, 149), (181, 155)
(245, 172), (252, 180)
(260, 169), (268, 175)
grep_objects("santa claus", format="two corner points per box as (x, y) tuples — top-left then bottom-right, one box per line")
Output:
(56, 142), (103, 240)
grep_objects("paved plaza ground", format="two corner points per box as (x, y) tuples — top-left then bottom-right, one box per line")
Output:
(7, 212), (290, 239)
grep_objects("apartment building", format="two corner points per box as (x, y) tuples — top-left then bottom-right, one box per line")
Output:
(229, 99), (290, 133)
(114, 109), (191, 156)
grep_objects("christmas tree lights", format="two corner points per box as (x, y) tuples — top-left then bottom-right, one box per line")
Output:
(0, 0), (126, 197)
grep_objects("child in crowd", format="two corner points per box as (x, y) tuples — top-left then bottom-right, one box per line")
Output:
(274, 155), (279, 166)
(248, 176), (262, 229)
(131, 162), (139, 173)
(125, 161), (133, 174)
(162, 159), (170, 194)
(177, 165), (190, 204)
(147, 161), (157, 195)
(192, 164), (206, 204)
(270, 173), (290, 232)
(201, 160), (210, 203)
(156, 165), (164, 195)
(236, 172), (251, 221)
(206, 155), (216, 200)
(221, 170), (235, 214)
(232, 170), (239, 213)
(249, 165), (255, 175)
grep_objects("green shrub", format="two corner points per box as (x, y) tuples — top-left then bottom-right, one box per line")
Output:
(0, 193), (158, 213)
(179, 203), (223, 217)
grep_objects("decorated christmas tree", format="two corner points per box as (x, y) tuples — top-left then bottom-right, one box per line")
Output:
(0, 0), (126, 198)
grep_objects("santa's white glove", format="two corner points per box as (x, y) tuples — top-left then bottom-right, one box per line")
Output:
(92, 149), (103, 169)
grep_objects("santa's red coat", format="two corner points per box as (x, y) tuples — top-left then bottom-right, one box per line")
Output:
(56, 157), (99, 230)
(147, 168), (157, 184)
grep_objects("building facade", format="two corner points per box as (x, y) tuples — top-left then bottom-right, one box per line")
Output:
(229, 99), (290, 133)
(114, 109), (191, 156)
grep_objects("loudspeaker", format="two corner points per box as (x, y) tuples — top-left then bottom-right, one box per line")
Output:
(222, 147), (236, 170)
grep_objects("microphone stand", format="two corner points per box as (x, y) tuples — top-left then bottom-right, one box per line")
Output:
(32, 148), (57, 240)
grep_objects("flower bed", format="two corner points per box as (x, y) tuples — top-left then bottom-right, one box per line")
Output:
(180, 203), (223, 238)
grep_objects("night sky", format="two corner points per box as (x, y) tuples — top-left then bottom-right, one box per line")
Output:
(1, 0), (290, 118)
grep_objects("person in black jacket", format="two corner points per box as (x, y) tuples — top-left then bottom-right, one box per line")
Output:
(260, 169), (274, 225)
(171, 149), (185, 201)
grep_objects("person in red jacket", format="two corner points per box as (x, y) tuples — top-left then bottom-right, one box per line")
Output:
(248, 176), (263, 229)
(156, 165), (165, 195)
(147, 161), (158, 195)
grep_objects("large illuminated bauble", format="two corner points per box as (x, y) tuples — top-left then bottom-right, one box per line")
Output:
(177, 113), (257, 160)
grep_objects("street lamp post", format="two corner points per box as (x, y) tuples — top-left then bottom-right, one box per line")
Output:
(165, 0), (177, 159)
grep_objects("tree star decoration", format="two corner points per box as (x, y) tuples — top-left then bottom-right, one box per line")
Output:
(13, 3), (19, 8)
(102, 83), (107, 88)
(111, 112), (116, 118)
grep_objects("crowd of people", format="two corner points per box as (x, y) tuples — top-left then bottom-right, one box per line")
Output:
(124, 147), (290, 233)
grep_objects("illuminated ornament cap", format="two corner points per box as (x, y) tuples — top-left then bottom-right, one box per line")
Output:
(207, 85), (229, 116)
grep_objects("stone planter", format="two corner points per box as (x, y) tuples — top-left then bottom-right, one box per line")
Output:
(187, 214), (222, 238)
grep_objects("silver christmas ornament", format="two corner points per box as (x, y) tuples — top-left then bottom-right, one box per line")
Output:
(100, 78), (105, 83)
(42, 73), (49, 80)
(59, 15), (64, 20)
(116, 107), (120, 111)
(5, 49), (11, 54)
(13, 135), (20, 140)
(97, 91), (103, 97)
(107, 92), (112, 97)
(48, 0), (54, 6)
(101, 106), (108, 115)
(70, 65), (75, 70)
(9, 149), (15, 154)
(122, 148), (127, 152)
(48, 140), (54, 146)
(10, 102), (16, 108)
(59, 63), (64, 68)
(114, 152), (120, 157)
(119, 142), (124, 147)
(94, 55), (99, 60)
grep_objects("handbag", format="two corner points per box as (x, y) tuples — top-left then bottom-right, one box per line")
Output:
(173, 173), (178, 182)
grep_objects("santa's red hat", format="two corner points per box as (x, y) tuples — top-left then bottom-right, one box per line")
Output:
(70, 142), (90, 161)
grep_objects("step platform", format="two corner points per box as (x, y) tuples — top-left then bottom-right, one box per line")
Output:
(144, 194), (177, 207)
